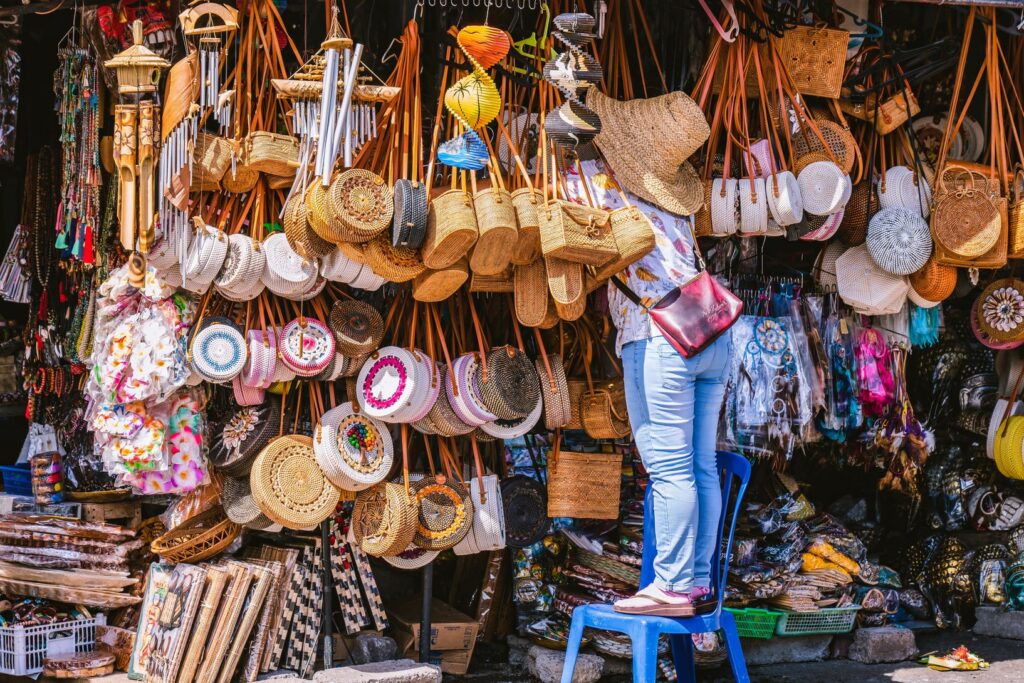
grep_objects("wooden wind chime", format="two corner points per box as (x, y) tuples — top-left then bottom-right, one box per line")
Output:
(105, 20), (170, 285)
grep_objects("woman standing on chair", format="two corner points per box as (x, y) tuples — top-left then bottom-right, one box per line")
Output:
(565, 112), (731, 618)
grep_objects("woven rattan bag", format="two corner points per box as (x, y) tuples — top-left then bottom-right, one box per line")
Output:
(411, 472), (474, 551)
(546, 440), (622, 519)
(249, 435), (340, 530)
(192, 133), (232, 190)
(471, 184), (518, 276)
(1009, 167), (1024, 259)
(931, 166), (1002, 263)
(353, 481), (419, 557)
(424, 188), (479, 269)
(245, 131), (300, 176)
(773, 25), (849, 99)
(539, 200), (618, 266)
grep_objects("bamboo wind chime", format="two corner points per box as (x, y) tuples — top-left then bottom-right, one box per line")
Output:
(159, 2), (240, 270)
(271, 8), (397, 202)
(105, 20), (170, 285)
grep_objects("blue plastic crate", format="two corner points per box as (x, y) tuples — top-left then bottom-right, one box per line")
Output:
(0, 464), (32, 497)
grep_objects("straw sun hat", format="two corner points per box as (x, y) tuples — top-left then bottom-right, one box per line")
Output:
(587, 89), (710, 217)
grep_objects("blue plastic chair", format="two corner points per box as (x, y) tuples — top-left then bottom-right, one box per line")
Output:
(561, 451), (752, 683)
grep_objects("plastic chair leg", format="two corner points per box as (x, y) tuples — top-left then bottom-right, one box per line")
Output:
(720, 610), (751, 683)
(630, 626), (660, 683)
(560, 613), (587, 683)
(670, 633), (696, 683)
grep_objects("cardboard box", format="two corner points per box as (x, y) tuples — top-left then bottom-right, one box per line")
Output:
(432, 647), (472, 675)
(389, 598), (479, 652)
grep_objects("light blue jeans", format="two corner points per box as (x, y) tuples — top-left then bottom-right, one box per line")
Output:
(621, 333), (731, 592)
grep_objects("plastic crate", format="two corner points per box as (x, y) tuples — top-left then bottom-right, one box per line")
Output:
(0, 464), (32, 497)
(0, 615), (104, 675)
(774, 605), (861, 637)
(724, 607), (782, 639)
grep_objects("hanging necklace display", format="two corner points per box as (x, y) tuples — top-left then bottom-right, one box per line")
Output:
(542, 12), (602, 156)
(437, 24), (510, 170)
(105, 20), (170, 276)
(54, 28), (101, 266)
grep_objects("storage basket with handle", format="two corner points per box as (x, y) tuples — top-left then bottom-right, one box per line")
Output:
(546, 436), (622, 520)
(244, 131), (299, 176)
(772, 25), (849, 99)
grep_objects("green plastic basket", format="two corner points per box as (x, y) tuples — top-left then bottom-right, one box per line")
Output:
(724, 607), (782, 639)
(774, 605), (861, 637)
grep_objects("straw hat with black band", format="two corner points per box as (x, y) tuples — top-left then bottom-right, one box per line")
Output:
(586, 89), (711, 217)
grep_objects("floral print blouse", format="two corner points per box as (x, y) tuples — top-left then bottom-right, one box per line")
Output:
(563, 159), (699, 356)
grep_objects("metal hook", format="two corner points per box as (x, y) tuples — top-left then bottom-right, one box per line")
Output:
(381, 37), (401, 64)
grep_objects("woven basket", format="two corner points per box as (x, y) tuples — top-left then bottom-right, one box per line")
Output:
(978, 278), (1024, 342)
(555, 295), (586, 321)
(221, 160), (260, 194)
(565, 378), (587, 430)
(330, 169), (394, 243)
(353, 482), (419, 557)
(837, 180), (875, 246)
(424, 190), (479, 269)
(193, 133), (232, 189)
(470, 187), (518, 275)
(536, 353), (571, 430)
(478, 346), (543, 420)
(539, 200), (618, 266)
(515, 259), (549, 327)
(511, 188), (541, 265)
(245, 131), (299, 176)
(547, 448), (623, 519)
(693, 180), (714, 237)
(150, 506), (241, 564)
(412, 476), (474, 551)
(284, 192), (334, 260)
(792, 120), (856, 175)
(1010, 170), (1024, 259)
(249, 435), (341, 530)
(866, 208), (933, 276)
(590, 206), (657, 285)
(363, 235), (425, 283)
(330, 300), (383, 356)
(221, 476), (272, 527)
(305, 182), (336, 243)
(470, 267), (515, 293)
(502, 475), (550, 547)
(392, 179), (429, 249)
(582, 380), (631, 439)
(413, 260), (469, 302)
(546, 255), (584, 306)
(931, 169), (1001, 258)
(933, 195), (1008, 269)
(773, 26), (849, 98)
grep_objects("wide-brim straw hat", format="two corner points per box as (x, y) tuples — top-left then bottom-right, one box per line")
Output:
(587, 89), (710, 217)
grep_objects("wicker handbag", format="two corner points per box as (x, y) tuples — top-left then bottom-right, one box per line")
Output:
(249, 435), (341, 530)
(534, 326), (572, 430)
(501, 474), (549, 547)
(931, 168), (1004, 267)
(1009, 167), (1024, 259)
(284, 191), (333, 260)
(514, 258), (550, 328)
(423, 188), (479, 269)
(477, 345), (543, 421)
(546, 440), (622, 520)
(411, 468), (474, 551)
(471, 183), (518, 276)
(150, 506), (241, 564)
(589, 199), (656, 286)
(192, 133), (232, 190)
(978, 279), (1024, 343)
(413, 260), (469, 302)
(837, 180), (876, 246)
(773, 25), (849, 99)
(330, 299), (384, 357)
(364, 235), (426, 283)
(539, 200), (618, 266)
(244, 131), (300, 176)
(209, 398), (282, 477)
(329, 169), (395, 243)
(908, 257), (957, 302)
(511, 188), (541, 265)
(353, 481), (419, 557)
(392, 179), (429, 249)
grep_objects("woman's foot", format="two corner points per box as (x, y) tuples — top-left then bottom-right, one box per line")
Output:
(613, 585), (700, 616)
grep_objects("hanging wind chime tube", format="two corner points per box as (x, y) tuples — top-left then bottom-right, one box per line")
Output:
(329, 42), (364, 177)
(316, 39), (342, 180)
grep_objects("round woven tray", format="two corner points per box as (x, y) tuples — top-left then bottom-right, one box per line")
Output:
(150, 506), (241, 564)
(250, 435), (341, 530)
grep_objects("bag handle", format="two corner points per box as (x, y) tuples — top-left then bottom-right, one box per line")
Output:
(470, 433), (487, 503)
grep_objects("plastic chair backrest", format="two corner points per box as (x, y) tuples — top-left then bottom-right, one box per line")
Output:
(639, 451), (752, 614)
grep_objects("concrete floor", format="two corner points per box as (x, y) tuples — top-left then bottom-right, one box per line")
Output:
(700, 630), (1022, 683)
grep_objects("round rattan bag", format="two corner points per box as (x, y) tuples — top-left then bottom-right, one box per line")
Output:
(478, 346), (543, 420)
(250, 435), (341, 530)
(909, 257), (957, 302)
(866, 208), (933, 276)
(221, 476), (275, 529)
(931, 173), (1000, 258)
(837, 180), (875, 246)
(190, 317), (247, 383)
(501, 475), (550, 548)
(329, 169), (394, 243)
(978, 279), (1024, 343)
(353, 482), (419, 557)
(411, 475), (474, 551)
(330, 300), (384, 357)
